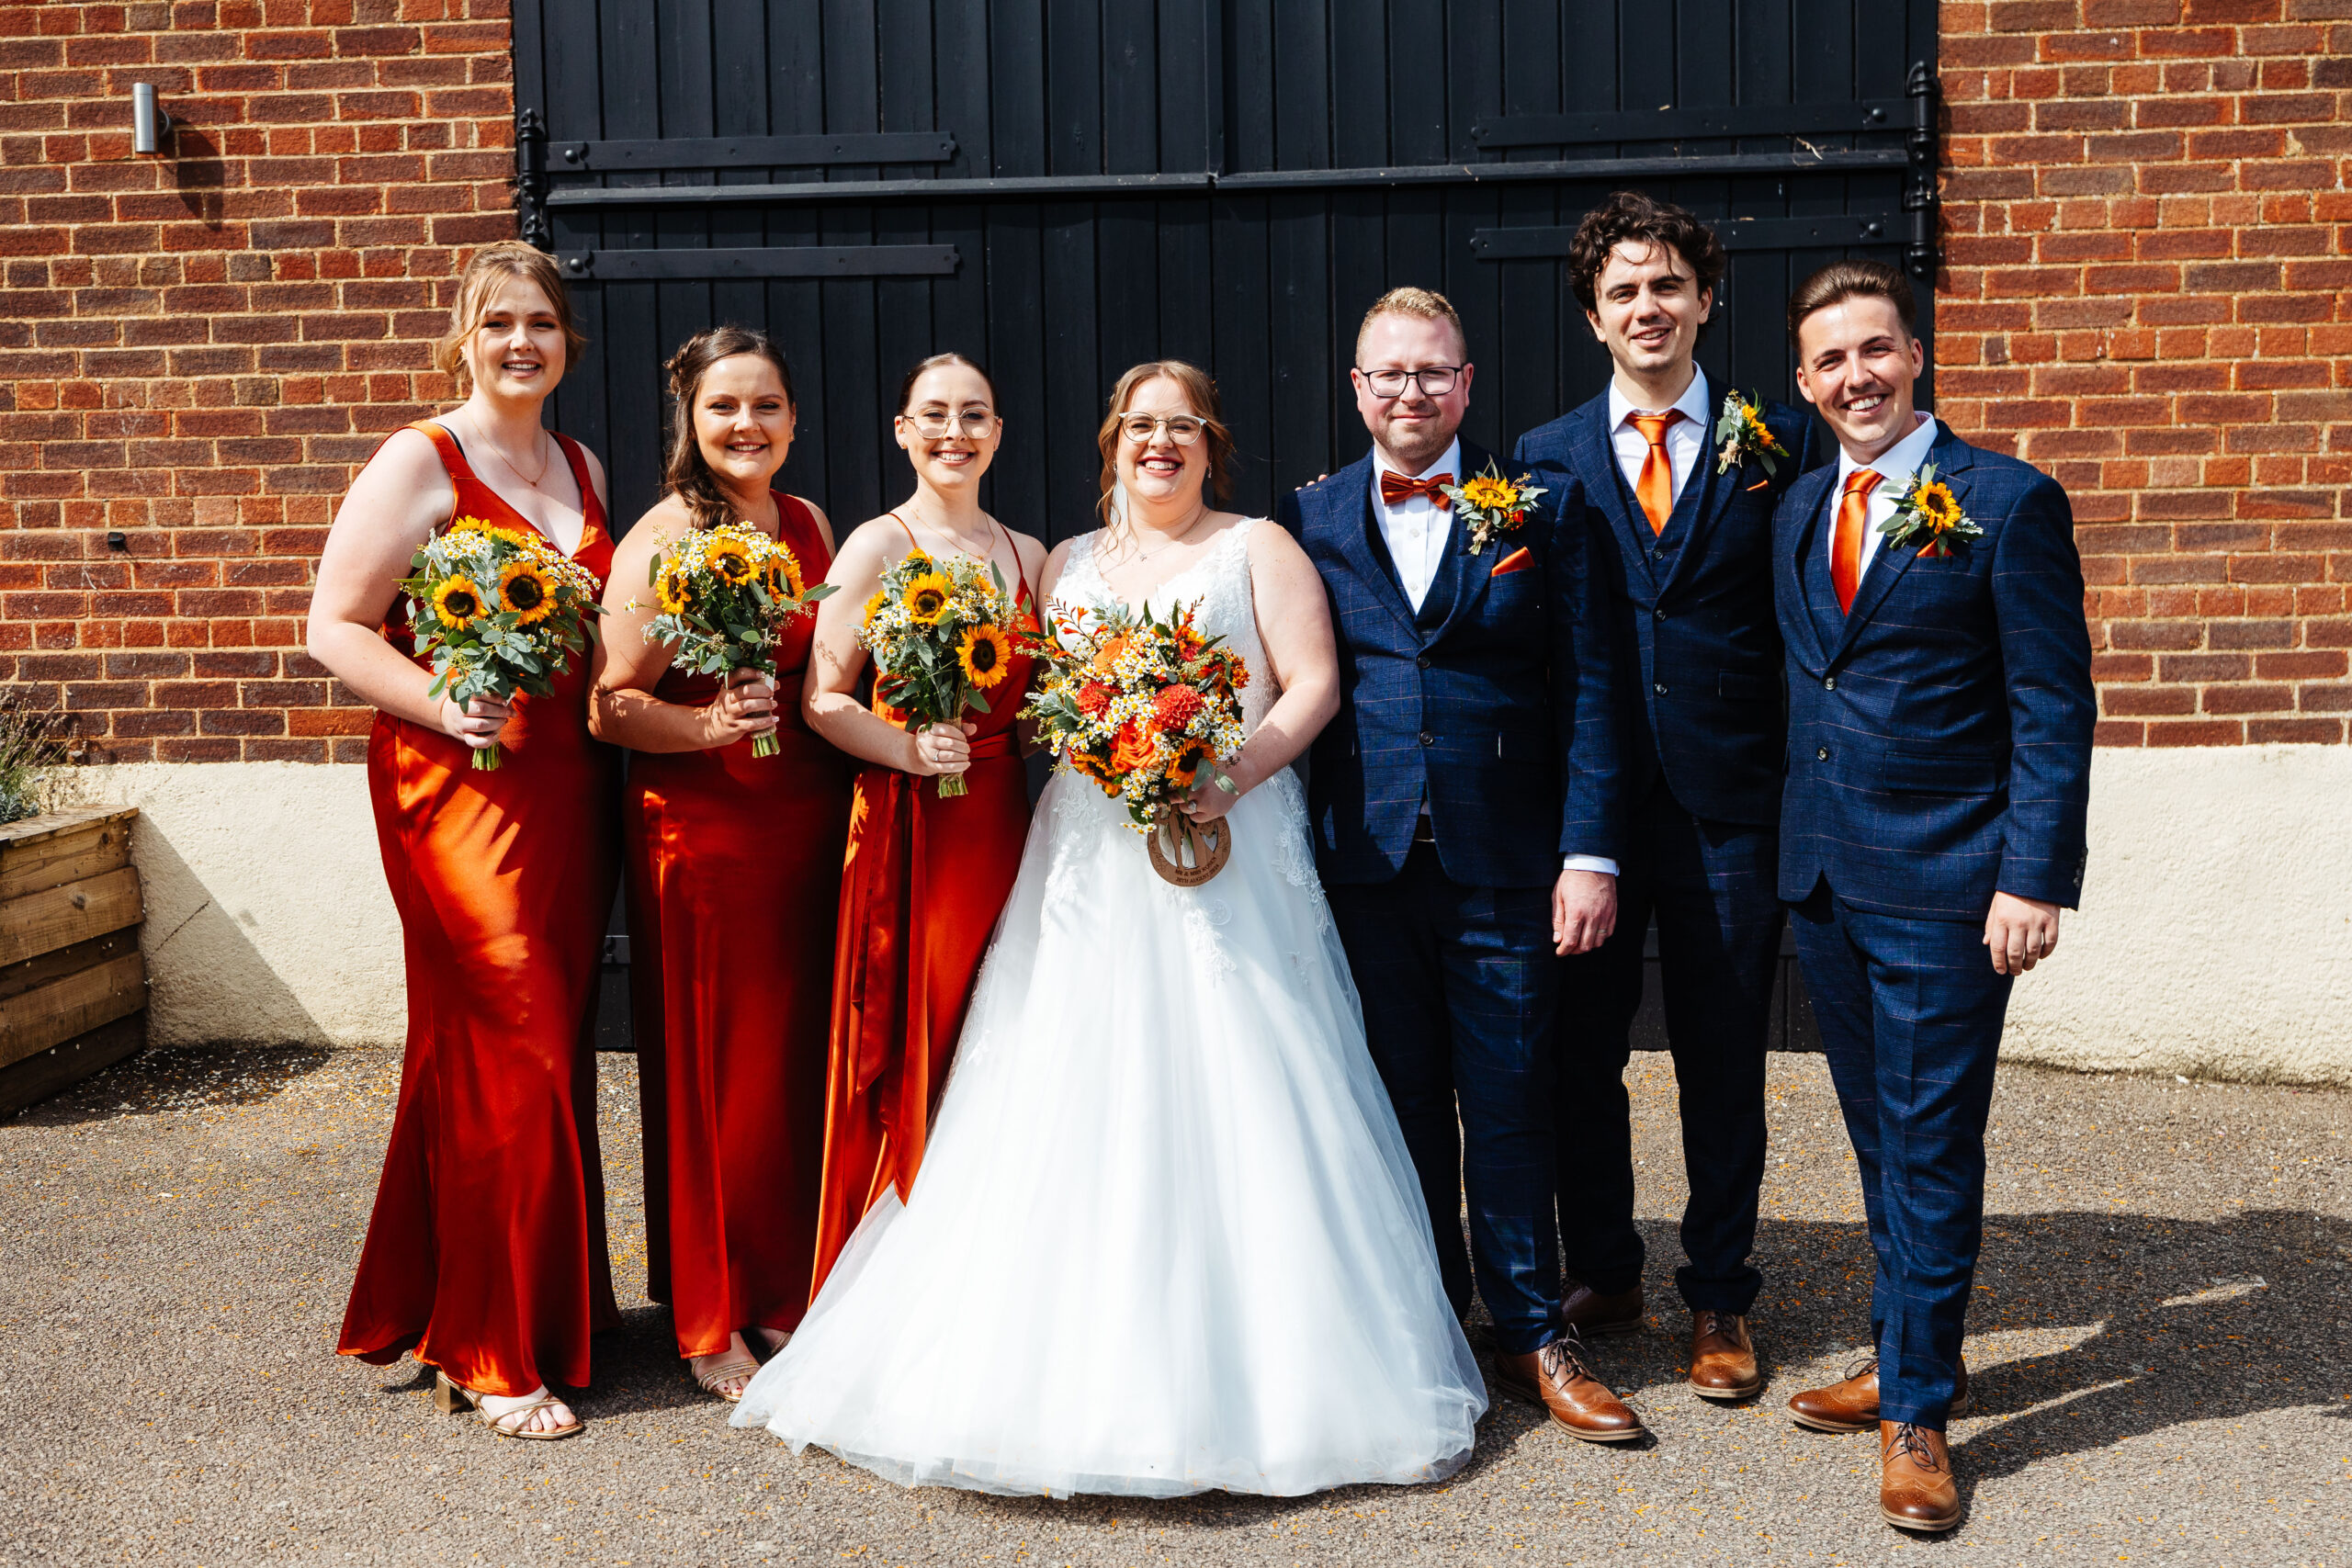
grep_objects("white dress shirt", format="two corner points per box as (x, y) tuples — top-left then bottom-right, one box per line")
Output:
(1370, 437), (1460, 613)
(1606, 367), (1712, 516)
(1371, 436), (1614, 880)
(1830, 412), (1940, 585)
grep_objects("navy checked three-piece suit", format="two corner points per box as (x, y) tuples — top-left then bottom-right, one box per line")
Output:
(1776, 420), (2094, 1428)
(1282, 439), (1623, 1358)
(1514, 387), (1817, 1318)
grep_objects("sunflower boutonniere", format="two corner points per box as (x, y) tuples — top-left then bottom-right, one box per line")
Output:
(1879, 464), (1982, 558)
(1438, 459), (1547, 556)
(1713, 389), (1788, 486)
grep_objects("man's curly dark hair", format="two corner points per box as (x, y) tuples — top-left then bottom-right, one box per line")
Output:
(1566, 190), (1727, 316)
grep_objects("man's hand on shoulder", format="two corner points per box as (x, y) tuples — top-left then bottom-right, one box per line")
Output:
(1984, 891), (2061, 975)
(1553, 868), (1617, 956)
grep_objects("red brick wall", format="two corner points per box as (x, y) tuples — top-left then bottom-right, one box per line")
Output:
(1937, 0), (2351, 745)
(0, 1), (514, 762)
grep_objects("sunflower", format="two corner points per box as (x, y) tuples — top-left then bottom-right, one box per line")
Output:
(1915, 480), (1962, 532)
(1166, 739), (1209, 789)
(655, 562), (691, 615)
(860, 588), (889, 626)
(1459, 474), (1518, 512)
(957, 623), (1012, 689)
(498, 560), (558, 626)
(703, 535), (757, 585)
(901, 570), (954, 626)
(432, 575), (485, 628)
(761, 548), (803, 600)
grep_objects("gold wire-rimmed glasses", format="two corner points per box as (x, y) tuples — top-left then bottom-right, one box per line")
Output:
(1118, 412), (1208, 446)
(902, 408), (999, 439)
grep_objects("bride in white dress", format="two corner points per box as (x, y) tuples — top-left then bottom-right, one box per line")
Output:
(733, 361), (1486, 1497)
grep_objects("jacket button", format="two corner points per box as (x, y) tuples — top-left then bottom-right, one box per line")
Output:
(1654, 682), (1668, 695)
(1816, 746), (1830, 761)
(1416, 655), (1430, 670)
(1419, 731), (1434, 747)
(1824, 676), (1836, 691)
(1653, 607), (1666, 621)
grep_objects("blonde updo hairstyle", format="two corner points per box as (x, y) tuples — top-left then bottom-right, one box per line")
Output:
(432, 241), (589, 396)
(1094, 359), (1238, 529)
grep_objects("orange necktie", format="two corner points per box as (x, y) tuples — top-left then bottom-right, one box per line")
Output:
(1630, 411), (1684, 535)
(1832, 468), (1883, 614)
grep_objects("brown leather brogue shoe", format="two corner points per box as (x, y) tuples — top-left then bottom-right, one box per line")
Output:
(1688, 1311), (1762, 1400)
(1787, 1357), (1971, 1433)
(1492, 1332), (1646, 1444)
(1557, 1280), (1645, 1337)
(1880, 1421), (1961, 1532)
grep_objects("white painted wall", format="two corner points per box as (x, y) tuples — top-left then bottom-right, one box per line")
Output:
(62, 761), (403, 1048)
(2000, 745), (2352, 1087)
(54, 746), (2352, 1083)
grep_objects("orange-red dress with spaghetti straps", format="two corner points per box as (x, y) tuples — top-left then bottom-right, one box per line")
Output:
(624, 493), (854, 1357)
(807, 521), (1037, 1298)
(337, 420), (623, 1400)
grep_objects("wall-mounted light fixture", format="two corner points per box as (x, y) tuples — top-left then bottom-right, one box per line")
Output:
(131, 83), (172, 154)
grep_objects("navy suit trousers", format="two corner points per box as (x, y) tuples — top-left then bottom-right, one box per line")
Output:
(1789, 883), (2012, 1428)
(1329, 842), (1561, 1356)
(1555, 782), (1781, 1314)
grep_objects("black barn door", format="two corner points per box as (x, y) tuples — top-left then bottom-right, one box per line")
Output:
(514, 0), (1939, 544)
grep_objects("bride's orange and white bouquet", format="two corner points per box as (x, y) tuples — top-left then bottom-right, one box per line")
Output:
(1023, 598), (1248, 832)
(858, 548), (1026, 796)
(400, 514), (604, 771)
(634, 520), (835, 757)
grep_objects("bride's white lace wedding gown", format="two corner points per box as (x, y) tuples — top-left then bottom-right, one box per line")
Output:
(732, 518), (1486, 1497)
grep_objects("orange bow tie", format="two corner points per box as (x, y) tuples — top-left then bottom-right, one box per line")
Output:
(1380, 470), (1453, 508)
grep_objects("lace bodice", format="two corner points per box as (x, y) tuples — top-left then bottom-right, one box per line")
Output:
(1055, 518), (1277, 732)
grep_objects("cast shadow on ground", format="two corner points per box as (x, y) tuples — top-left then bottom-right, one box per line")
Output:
(9, 1043), (335, 1126)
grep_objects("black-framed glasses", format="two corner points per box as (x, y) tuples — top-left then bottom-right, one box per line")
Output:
(1356, 365), (1463, 399)
(902, 409), (998, 438)
(1118, 413), (1207, 446)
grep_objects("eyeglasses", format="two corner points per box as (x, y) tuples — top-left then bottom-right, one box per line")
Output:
(1356, 365), (1464, 399)
(1118, 413), (1207, 446)
(902, 409), (998, 438)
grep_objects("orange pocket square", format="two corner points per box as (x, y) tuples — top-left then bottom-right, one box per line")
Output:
(1489, 547), (1533, 577)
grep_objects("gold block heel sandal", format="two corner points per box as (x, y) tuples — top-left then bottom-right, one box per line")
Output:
(432, 1370), (584, 1440)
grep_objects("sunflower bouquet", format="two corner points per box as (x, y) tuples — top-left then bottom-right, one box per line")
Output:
(857, 548), (1026, 797)
(635, 520), (835, 757)
(1021, 597), (1249, 836)
(400, 515), (604, 771)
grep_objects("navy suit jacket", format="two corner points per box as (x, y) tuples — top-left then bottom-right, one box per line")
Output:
(1516, 388), (1816, 827)
(1283, 439), (1623, 889)
(1774, 422), (2096, 920)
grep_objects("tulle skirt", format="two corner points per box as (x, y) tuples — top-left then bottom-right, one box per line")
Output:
(731, 770), (1487, 1497)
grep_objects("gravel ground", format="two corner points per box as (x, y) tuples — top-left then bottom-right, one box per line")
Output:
(3, 1043), (2346, 1567)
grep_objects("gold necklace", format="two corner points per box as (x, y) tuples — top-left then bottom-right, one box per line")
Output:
(903, 503), (994, 561)
(1127, 502), (1212, 563)
(466, 414), (552, 489)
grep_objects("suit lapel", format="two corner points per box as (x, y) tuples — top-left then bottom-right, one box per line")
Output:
(1570, 400), (1658, 599)
(1317, 452), (1419, 642)
(1428, 438), (1505, 648)
(1782, 467), (1834, 672)
(1828, 420), (1973, 665)
(1655, 446), (1728, 601)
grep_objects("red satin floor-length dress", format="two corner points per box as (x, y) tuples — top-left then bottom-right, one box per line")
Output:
(338, 423), (622, 1400)
(626, 494), (854, 1358)
(807, 523), (1037, 1297)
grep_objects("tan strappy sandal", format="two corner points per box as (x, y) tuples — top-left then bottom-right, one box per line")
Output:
(432, 1370), (584, 1440)
(692, 1351), (762, 1404)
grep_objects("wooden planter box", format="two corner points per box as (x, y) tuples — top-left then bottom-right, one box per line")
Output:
(0, 805), (146, 1118)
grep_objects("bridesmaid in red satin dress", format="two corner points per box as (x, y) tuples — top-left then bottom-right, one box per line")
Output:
(589, 328), (851, 1404)
(802, 353), (1046, 1296)
(311, 243), (618, 1441)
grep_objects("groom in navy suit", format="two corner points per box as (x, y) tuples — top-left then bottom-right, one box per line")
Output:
(1772, 261), (2093, 1532)
(1283, 288), (1641, 1444)
(1514, 192), (1816, 1401)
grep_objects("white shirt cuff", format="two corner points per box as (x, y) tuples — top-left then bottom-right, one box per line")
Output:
(1561, 855), (1619, 877)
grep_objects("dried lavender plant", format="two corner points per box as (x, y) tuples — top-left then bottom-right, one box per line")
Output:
(0, 691), (69, 825)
